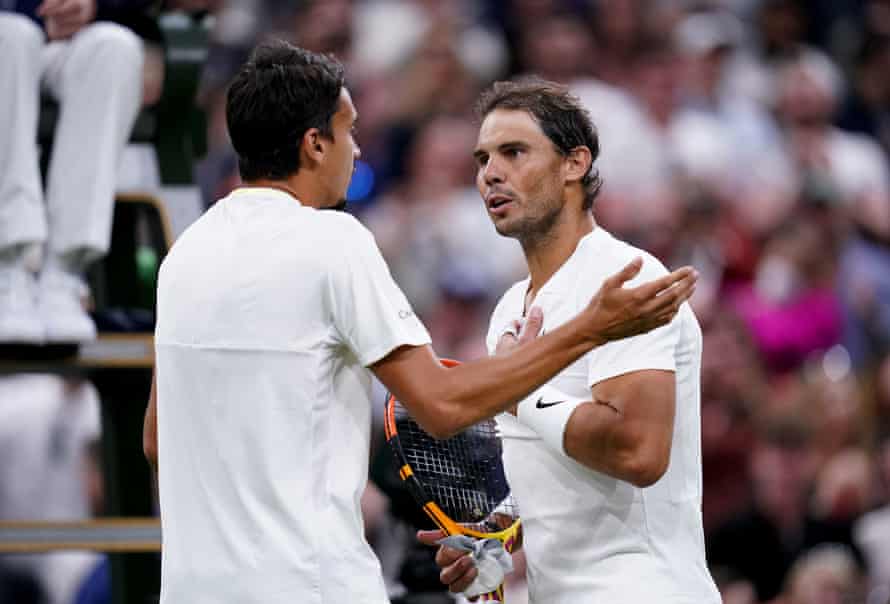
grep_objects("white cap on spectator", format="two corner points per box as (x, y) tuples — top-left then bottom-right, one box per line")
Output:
(781, 47), (845, 105)
(353, 1), (429, 77)
(675, 11), (743, 55)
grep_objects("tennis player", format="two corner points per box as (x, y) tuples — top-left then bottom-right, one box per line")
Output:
(421, 79), (721, 603)
(142, 43), (697, 604)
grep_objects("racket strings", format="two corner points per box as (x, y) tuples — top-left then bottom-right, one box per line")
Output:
(394, 402), (518, 524)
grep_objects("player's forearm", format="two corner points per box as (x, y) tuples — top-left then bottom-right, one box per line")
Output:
(433, 314), (605, 435)
(376, 264), (696, 439)
(381, 315), (603, 439)
(564, 398), (672, 487)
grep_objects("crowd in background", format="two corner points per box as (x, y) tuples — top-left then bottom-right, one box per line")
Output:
(192, 3), (890, 600)
(2, 0), (890, 603)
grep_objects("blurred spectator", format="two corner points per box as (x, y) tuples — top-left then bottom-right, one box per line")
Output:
(707, 411), (863, 602)
(722, 0), (813, 106)
(673, 10), (789, 203)
(712, 568), (758, 604)
(0, 0), (145, 343)
(700, 311), (761, 530)
(774, 50), (889, 230)
(588, 0), (653, 88)
(729, 217), (843, 374)
(855, 431), (890, 598)
(837, 199), (890, 369)
(0, 375), (102, 604)
(363, 115), (525, 317)
(837, 33), (890, 157)
(782, 544), (864, 604)
(515, 11), (595, 84)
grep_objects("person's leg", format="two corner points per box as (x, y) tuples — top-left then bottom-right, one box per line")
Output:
(0, 13), (48, 343)
(41, 22), (144, 342)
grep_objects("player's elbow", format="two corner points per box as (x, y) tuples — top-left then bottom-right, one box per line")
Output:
(414, 412), (461, 440)
(411, 399), (467, 440)
(625, 456), (668, 488)
(623, 444), (671, 488)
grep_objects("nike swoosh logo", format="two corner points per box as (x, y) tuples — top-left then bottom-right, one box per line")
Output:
(535, 397), (566, 409)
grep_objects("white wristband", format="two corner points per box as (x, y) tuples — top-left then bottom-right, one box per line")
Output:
(516, 384), (587, 456)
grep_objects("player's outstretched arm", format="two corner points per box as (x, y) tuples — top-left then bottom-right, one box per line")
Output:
(371, 259), (696, 438)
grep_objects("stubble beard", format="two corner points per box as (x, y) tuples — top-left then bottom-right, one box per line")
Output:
(496, 198), (564, 253)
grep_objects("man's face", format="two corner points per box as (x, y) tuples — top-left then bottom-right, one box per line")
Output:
(473, 109), (567, 241)
(323, 88), (360, 208)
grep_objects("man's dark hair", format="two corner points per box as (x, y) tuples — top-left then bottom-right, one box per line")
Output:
(226, 40), (345, 181)
(475, 78), (603, 210)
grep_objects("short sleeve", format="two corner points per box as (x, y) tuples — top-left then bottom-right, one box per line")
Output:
(327, 219), (431, 366)
(586, 318), (679, 387)
(582, 258), (679, 387)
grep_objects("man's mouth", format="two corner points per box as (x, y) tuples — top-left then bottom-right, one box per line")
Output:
(487, 194), (513, 210)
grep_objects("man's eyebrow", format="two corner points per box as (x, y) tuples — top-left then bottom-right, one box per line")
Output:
(473, 141), (527, 158)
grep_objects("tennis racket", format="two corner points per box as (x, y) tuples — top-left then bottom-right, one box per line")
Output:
(384, 358), (521, 603)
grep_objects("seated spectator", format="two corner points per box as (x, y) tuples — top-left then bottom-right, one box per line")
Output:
(782, 544), (864, 604)
(0, 0), (145, 343)
(729, 216), (843, 374)
(707, 412), (864, 602)
(0, 374), (102, 604)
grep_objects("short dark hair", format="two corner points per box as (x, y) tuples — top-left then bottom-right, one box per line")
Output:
(226, 40), (346, 181)
(475, 78), (603, 210)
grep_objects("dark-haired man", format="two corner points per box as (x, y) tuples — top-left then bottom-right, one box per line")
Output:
(421, 79), (721, 603)
(143, 42), (697, 604)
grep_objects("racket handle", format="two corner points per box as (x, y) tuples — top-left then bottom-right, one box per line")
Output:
(478, 586), (505, 602)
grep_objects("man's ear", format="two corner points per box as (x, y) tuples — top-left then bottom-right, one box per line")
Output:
(564, 146), (593, 184)
(301, 128), (326, 166)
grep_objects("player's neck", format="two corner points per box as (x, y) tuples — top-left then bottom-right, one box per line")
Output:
(523, 213), (595, 305)
(245, 173), (329, 209)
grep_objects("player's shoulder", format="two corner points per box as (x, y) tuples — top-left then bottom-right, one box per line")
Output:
(311, 209), (376, 245)
(579, 228), (669, 284)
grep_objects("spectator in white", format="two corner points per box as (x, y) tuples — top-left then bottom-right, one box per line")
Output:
(672, 10), (787, 199)
(0, 0), (144, 343)
(775, 49), (890, 211)
(0, 375), (102, 604)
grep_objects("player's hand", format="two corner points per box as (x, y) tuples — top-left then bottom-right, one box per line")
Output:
(496, 306), (544, 415)
(416, 529), (479, 595)
(38, 0), (97, 40)
(583, 258), (697, 344)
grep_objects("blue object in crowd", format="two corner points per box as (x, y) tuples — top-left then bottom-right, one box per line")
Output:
(346, 160), (375, 204)
(73, 556), (110, 604)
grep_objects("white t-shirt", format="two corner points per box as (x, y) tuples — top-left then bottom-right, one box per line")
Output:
(154, 187), (430, 604)
(486, 228), (720, 604)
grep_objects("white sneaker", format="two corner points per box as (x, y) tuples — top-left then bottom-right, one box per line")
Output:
(0, 265), (44, 343)
(38, 266), (97, 343)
